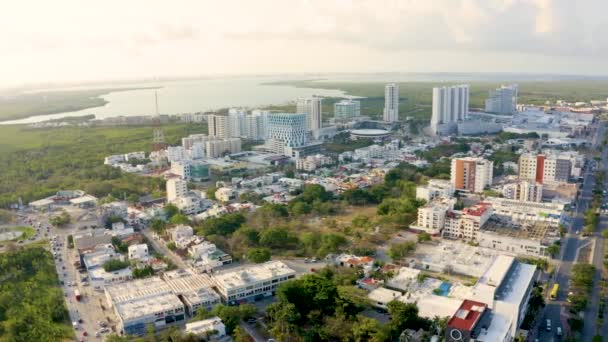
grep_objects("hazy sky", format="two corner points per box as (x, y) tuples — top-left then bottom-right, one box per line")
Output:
(2, 0), (608, 87)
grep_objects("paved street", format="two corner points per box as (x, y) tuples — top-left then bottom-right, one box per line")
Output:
(540, 121), (607, 342)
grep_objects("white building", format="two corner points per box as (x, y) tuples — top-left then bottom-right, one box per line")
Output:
(416, 179), (455, 202)
(212, 261), (296, 303)
(383, 83), (399, 122)
(296, 154), (333, 172)
(166, 178), (188, 202)
(483, 196), (564, 225)
(334, 99), (361, 121)
(125, 151), (146, 161)
(215, 187), (236, 202)
(206, 138), (242, 158)
(410, 198), (456, 235)
(105, 277), (185, 336)
(297, 97), (322, 132)
(208, 114), (229, 139)
(163, 270), (222, 315)
(502, 181), (543, 202)
(170, 160), (192, 180)
(228, 108), (247, 138)
(166, 146), (188, 163)
(368, 287), (402, 309)
(185, 317), (226, 338)
(431, 85), (469, 134)
(442, 203), (493, 240)
(485, 84), (518, 114)
(171, 225), (194, 242)
(450, 157), (493, 193)
(266, 113), (308, 156)
(128, 244), (149, 260)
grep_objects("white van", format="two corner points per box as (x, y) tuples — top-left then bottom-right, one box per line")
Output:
(546, 319), (551, 331)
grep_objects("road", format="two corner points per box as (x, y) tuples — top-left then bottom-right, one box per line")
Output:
(540, 121), (607, 342)
(141, 228), (189, 269)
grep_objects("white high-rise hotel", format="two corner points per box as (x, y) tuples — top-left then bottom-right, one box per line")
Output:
(297, 97), (322, 132)
(383, 83), (399, 122)
(431, 84), (469, 134)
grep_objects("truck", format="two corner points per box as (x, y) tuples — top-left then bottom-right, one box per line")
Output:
(75, 289), (82, 301)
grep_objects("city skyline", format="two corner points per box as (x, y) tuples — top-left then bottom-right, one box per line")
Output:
(2, 0), (608, 87)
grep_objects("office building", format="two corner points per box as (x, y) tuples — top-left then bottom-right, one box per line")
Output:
(383, 83), (399, 122)
(431, 85), (469, 134)
(442, 203), (493, 240)
(410, 197), (456, 235)
(450, 157), (493, 193)
(212, 261), (296, 303)
(502, 180), (542, 202)
(334, 99), (361, 120)
(208, 114), (229, 138)
(484, 84), (518, 114)
(518, 153), (572, 184)
(166, 178), (187, 202)
(266, 113), (308, 155)
(297, 97), (322, 131)
(416, 179), (455, 202)
(190, 160), (210, 181)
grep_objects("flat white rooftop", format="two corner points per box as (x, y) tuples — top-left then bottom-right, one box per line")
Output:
(477, 255), (514, 287)
(213, 261), (295, 290)
(415, 295), (463, 319)
(115, 291), (183, 322)
(106, 277), (171, 304)
(368, 288), (402, 305)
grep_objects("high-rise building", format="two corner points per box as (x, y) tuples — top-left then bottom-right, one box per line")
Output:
(208, 114), (228, 139)
(297, 97), (322, 132)
(205, 138), (242, 158)
(383, 83), (399, 122)
(228, 109), (247, 138)
(334, 99), (361, 120)
(518, 153), (571, 184)
(450, 157), (493, 193)
(250, 110), (269, 140)
(166, 178), (188, 202)
(485, 84), (518, 114)
(431, 85), (470, 134)
(266, 113), (308, 154)
(502, 180), (543, 202)
(170, 161), (192, 180)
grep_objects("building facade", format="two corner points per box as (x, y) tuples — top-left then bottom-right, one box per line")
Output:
(416, 179), (455, 202)
(334, 99), (361, 120)
(166, 178), (188, 202)
(383, 83), (399, 122)
(502, 180), (543, 202)
(442, 204), (493, 240)
(297, 97), (322, 132)
(208, 114), (229, 139)
(431, 85), (470, 134)
(410, 198), (456, 235)
(266, 113), (308, 155)
(450, 157), (493, 193)
(485, 84), (518, 114)
(518, 153), (572, 184)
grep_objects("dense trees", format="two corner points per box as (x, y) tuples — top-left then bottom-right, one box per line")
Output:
(198, 213), (246, 236)
(103, 259), (131, 272)
(0, 247), (73, 341)
(388, 241), (417, 261)
(49, 210), (71, 227)
(247, 248), (271, 263)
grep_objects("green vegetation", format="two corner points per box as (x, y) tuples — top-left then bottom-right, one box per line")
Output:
(132, 265), (155, 279)
(49, 210), (71, 227)
(247, 247), (272, 263)
(0, 123), (206, 208)
(389, 241), (417, 261)
(0, 226), (35, 242)
(102, 259), (131, 272)
(520, 283), (545, 330)
(0, 246), (73, 341)
(67, 234), (74, 249)
(0, 87), (156, 121)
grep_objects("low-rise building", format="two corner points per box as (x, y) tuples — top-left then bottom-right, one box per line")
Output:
(483, 197), (564, 226)
(442, 203), (493, 241)
(502, 180), (543, 202)
(163, 271), (221, 316)
(212, 261), (296, 303)
(416, 179), (455, 202)
(185, 317), (226, 339)
(368, 287), (402, 310)
(105, 277), (185, 336)
(171, 225), (194, 242)
(215, 187), (237, 203)
(128, 244), (149, 261)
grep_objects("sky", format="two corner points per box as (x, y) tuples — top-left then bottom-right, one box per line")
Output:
(1, 0), (608, 87)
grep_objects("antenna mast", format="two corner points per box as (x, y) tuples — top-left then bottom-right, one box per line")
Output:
(152, 90), (166, 151)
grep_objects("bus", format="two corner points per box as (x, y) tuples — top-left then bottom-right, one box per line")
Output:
(550, 284), (559, 300)
(74, 289), (82, 302)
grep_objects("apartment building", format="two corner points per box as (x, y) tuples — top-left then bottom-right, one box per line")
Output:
(383, 83), (399, 123)
(334, 99), (361, 120)
(297, 97), (322, 131)
(212, 261), (296, 303)
(410, 197), (457, 235)
(208, 114), (229, 138)
(518, 153), (571, 184)
(442, 203), (493, 240)
(483, 197), (564, 226)
(431, 85), (469, 134)
(502, 180), (543, 202)
(205, 138), (241, 158)
(166, 178), (188, 202)
(450, 157), (493, 193)
(416, 179), (455, 202)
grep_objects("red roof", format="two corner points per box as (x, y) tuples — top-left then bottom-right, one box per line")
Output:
(463, 204), (490, 217)
(447, 300), (487, 331)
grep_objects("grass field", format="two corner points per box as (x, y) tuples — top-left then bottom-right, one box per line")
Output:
(0, 87), (155, 121)
(0, 226), (35, 242)
(268, 79), (608, 122)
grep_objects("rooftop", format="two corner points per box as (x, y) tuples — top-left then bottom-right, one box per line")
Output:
(482, 218), (553, 242)
(448, 299), (488, 331)
(105, 277), (171, 304)
(213, 261), (295, 290)
(463, 203), (490, 217)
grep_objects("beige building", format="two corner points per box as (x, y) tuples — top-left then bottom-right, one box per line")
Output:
(518, 153), (571, 184)
(208, 114), (229, 139)
(410, 197), (456, 235)
(502, 180), (543, 202)
(416, 179), (455, 202)
(450, 157), (493, 193)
